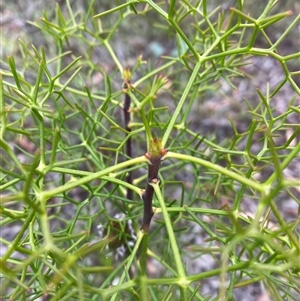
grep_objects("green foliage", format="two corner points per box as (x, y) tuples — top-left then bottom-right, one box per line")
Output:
(1, 0), (299, 300)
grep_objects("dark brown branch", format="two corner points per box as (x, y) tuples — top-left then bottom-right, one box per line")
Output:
(141, 149), (167, 232)
(123, 88), (131, 129)
(122, 68), (167, 232)
(123, 79), (133, 201)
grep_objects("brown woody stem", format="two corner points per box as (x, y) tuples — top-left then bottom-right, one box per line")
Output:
(123, 76), (133, 201)
(141, 145), (167, 232)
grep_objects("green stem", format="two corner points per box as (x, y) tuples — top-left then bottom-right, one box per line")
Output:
(39, 208), (55, 248)
(161, 61), (202, 148)
(103, 39), (123, 75)
(101, 262), (250, 298)
(0, 74), (7, 138)
(266, 142), (300, 185)
(40, 156), (148, 201)
(133, 60), (177, 88)
(2, 209), (36, 261)
(110, 230), (145, 301)
(151, 182), (189, 288)
(145, 0), (168, 19)
(168, 18), (200, 60)
(165, 152), (267, 193)
(49, 168), (143, 197)
(93, 2), (136, 18)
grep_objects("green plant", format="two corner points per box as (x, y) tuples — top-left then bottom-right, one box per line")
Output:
(1, 0), (299, 300)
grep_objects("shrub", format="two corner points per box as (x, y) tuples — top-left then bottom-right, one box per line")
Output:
(1, 0), (299, 300)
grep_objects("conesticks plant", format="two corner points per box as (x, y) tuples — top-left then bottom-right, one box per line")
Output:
(1, 0), (299, 300)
